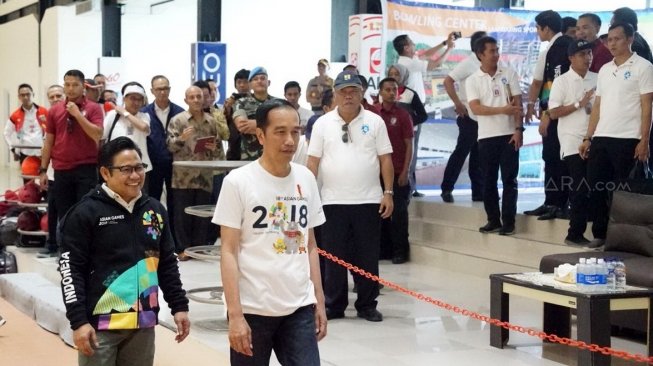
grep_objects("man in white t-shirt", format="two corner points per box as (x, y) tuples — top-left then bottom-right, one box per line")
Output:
(466, 36), (524, 236)
(579, 23), (653, 248)
(548, 40), (597, 246)
(102, 82), (152, 191)
(213, 99), (327, 365)
(393, 32), (455, 197)
(307, 71), (394, 322)
(441, 31), (487, 203)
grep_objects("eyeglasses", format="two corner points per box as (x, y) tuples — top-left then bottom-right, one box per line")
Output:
(107, 163), (148, 175)
(341, 124), (352, 143)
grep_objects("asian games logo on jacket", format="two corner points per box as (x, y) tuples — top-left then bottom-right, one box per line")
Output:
(142, 209), (164, 240)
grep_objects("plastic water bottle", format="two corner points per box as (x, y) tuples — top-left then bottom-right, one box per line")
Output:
(615, 260), (627, 291)
(607, 259), (616, 291)
(577, 258), (587, 290)
(597, 258), (608, 288)
(586, 258), (597, 287)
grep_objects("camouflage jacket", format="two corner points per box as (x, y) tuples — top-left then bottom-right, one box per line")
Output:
(167, 111), (222, 192)
(232, 94), (275, 161)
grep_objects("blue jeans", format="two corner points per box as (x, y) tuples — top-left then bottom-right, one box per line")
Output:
(230, 305), (320, 366)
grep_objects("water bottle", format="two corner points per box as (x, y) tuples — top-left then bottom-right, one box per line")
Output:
(606, 259), (616, 291)
(615, 260), (627, 291)
(597, 258), (608, 288)
(586, 258), (597, 287)
(577, 258), (587, 290)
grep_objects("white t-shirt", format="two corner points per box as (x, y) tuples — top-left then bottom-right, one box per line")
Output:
(212, 160), (326, 316)
(448, 55), (481, 121)
(548, 68), (597, 158)
(307, 107), (393, 205)
(103, 110), (152, 172)
(398, 55), (428, 102)
(465, 66), (522, 140)
(533, 33), (562, 81)
(594, 53), (653, 139)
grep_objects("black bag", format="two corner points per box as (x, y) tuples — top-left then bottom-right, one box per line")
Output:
(0, 217), (19, 249)
(16, 233), (46, 248)
(0, 250), (17, 274)
(623, 160), (653, 195)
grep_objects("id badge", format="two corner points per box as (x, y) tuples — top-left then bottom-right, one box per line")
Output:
(493, 85), (501, 97)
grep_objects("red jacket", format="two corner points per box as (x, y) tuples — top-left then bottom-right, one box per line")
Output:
(9, 104), (48, 132)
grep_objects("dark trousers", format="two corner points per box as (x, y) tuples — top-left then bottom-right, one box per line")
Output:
(148, 161), (175, 241)
(478, 135), (519, 226)
(441, 115), (483, 197)
(229, 305), (320, 366)
(321, 204), (380, 313)
(45, 180), (58, 252)
(53, 164), (97, 221)
(409, 124), (422, 193)
(381, 176), (411, 259)
(564, 154), (597, 239)
(586, 137), (639, 239)
(171, 188), (211, 252)
(542, 120), (569, 208)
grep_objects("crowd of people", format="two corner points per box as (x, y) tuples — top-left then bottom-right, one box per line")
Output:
(2, 5), (653, 365)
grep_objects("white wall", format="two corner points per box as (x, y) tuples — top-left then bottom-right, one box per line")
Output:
(221, 0), (332, 104)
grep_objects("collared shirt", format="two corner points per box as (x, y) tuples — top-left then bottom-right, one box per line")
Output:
(297, 106), (313, 128)
(4, 104), (43, 156)
(548, 68), (598, 158)
(533, 32), (563, 81)
(377, 103), (414, 173)
(307, 107), (393, 205)
(590, 39), (613, 73)
(448, 55), (481, 121)
(46, 97), (104, 171)
(103, 110), (152, 172)
(594, 53), (653, 139)
(209, 106), (230, 160)
(466, 66), (522, 140)
(398, 55), (428, 102)
(166, 110), (222, 192)
(101, 183), (142, 213)
(154, 103), (170, 131)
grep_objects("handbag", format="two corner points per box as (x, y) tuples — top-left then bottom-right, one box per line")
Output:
(622, 159), (653, 195)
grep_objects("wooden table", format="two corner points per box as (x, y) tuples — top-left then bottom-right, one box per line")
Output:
(490, 273), (653, 366)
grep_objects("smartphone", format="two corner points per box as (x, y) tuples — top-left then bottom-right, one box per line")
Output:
(453, 31), (462, 39)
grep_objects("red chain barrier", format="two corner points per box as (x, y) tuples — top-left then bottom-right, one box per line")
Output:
(318, 248), (653, 364)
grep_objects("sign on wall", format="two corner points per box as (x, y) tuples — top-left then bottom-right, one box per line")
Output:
(191, 42), (227, 105)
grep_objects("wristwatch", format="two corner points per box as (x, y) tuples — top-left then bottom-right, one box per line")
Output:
(39, 167), (47, 174)
(384, 190), (394, 196)
(574, 101), (580, 109)
(515, 126), (525, 132)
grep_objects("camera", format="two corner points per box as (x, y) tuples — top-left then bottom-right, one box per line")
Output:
(452, 31), (462, 39)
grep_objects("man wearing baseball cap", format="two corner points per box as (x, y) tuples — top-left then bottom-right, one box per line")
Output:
(306, 59), (334, 113)
(232, 66), (275, 160)
(546, 40), (597, 246)
(307, 71), (394, 322)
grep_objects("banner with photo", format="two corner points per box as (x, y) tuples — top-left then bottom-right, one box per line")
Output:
(380, 0), (653, 191)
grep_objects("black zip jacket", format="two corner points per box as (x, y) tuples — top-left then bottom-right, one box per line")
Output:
(59, 185), (189, 331)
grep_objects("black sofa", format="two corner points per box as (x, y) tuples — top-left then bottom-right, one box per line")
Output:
(540, 190), (653, 333)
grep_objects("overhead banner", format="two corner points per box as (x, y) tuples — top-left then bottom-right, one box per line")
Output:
(191, 42), (227, 105)
(380, 0), (653, 190)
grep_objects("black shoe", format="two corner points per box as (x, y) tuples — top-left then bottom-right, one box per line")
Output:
(326, 309), (345, 320)
(524, 204), (549, 216)
(479, 222), (502, 233)
(412, 191), (425, 197)
(499, 225), (515, 236)
(440, 190), (454, 203)
(564, 236), (591, 246)
(537, 206), (559, 221)
(357, 308), (383, 322)
(392, 255), (408, 264)
(555, 208), (570, 220)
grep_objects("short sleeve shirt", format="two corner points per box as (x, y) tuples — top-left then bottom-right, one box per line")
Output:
(594, 53), (653, 139)
(548, 69), (597, 158)
(212, 161), (325, 316)
(377, 104), (414, 173)
(448, 55), (481, 120)
(307, 107), (393, 205)
(466, 66), (522, 140)
(398, 55), (428, 102)
(103, 110), (152, 171)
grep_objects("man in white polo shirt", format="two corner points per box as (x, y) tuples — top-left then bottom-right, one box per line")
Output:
(307, 71), (394, 322)
(547, 40), (597, 246)
(579, 22), (653, 248)
(466, 36), (524, 236)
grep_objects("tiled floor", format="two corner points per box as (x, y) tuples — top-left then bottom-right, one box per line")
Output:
(1, 164), (649, 365)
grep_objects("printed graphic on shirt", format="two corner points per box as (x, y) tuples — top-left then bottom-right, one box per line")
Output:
(251, 185), (309, 255)
(142, 209), (164, 240)
(93, 257), (160, 329)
